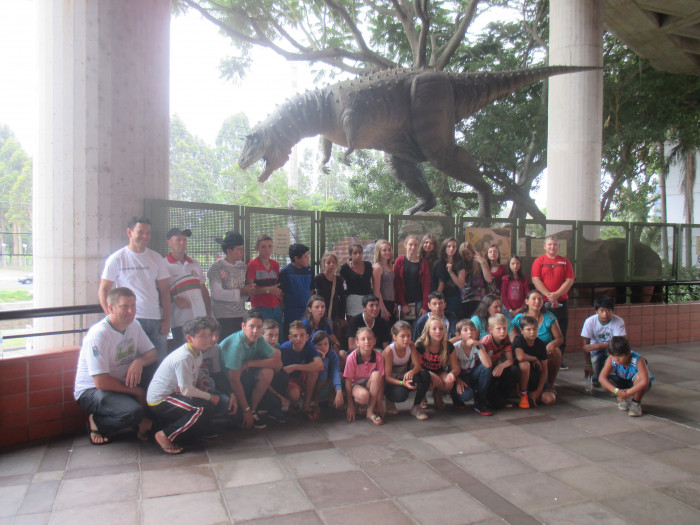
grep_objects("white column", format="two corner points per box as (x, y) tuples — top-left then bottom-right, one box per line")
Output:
(546, 0), (604, 222)
(35, 0), (170, 346)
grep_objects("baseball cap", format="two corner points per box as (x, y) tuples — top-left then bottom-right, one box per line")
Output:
(166, 227), (192, 240)
(215, 231), (244, 248)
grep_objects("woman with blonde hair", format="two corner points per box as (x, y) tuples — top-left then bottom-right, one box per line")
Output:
(372, 239), (396, 323)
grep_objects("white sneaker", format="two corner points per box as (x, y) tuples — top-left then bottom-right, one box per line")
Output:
(628, 402), (642, 417)
(617, 400), (630, 411)
(385, 401), (399, 415)
(410, 405), (428, 420)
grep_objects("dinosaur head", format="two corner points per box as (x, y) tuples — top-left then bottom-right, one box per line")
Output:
(238, 127), (291, 183)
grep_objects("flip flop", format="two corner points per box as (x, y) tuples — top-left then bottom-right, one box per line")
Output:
(86, 415), (110, 446)
(367, 414), (384, 426)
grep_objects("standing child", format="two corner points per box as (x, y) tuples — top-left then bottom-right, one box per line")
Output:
(383, 321), (422, 416)
(278, 243), (313, 338)
(481, 313), (517, 409)
(280, 320), (324, 420)
(501, 255), (529, 319)
(599, 336), (653, 417)
(372, 239), (397, 323)
(451, 320), (493, 415)
(414, 315), (460, 410)
(310, 331), (345, 412)
(344, 327), (385, 425)
(209, 231), (256, 341)
(246, 234), (283, 326)
(512, 316), (556, 408)
(581, 295), (626, 386)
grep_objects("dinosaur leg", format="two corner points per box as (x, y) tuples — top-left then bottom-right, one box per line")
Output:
(388, 155), (436, 214)
(409, 72), (492, 217)
(320, 138), (332, 174)
(431, 147), (492, 218)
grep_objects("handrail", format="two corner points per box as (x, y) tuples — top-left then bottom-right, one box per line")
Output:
(0, 304), (103, 321)
(0, 304), (104, 341)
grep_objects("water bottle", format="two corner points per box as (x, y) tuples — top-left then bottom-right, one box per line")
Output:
(584, 376), (593, 394)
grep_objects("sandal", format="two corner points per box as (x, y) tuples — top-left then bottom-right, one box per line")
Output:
(420, 399), (428, 410)
(367, 414), (384, 426)
(87, 415), (110, 446)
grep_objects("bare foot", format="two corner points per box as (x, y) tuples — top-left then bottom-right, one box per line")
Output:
(88, 414), (110, 445)
(154, 430), (183, 455)
(137, 418), (152, 441)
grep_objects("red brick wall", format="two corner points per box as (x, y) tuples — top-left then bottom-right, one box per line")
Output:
(0, 346), (84, 447)
(1, 301), (700, 447)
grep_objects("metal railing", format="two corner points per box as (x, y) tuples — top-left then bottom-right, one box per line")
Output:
(0, 304), (103, 341)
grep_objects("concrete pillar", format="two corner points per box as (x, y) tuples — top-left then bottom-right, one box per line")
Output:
(35, 0), (170, 346)
(546, 0), (604, 222)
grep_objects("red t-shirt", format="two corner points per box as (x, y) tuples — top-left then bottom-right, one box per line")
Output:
(246, 257), (280, 309)
(531, 255), (574, 301)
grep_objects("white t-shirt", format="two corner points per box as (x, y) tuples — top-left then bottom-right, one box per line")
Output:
(147, 344), (207, 405)
(102, 247), (170, 319)
(74, 317), (155, 400)
(580, 314), (626, 353)
(454, 340), (480, 373)
(164, 254), (207, 327)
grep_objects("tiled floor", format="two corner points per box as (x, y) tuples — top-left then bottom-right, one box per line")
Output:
(2, 342), (700, 525)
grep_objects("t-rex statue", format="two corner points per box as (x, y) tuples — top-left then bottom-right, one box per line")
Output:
(238, 66), (596, 217)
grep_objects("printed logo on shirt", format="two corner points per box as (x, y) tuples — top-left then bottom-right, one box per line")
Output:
(115, 338), (136, 362)
(92, 345), (99, 357)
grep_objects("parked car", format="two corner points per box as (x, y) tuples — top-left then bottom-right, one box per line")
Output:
(17, 276), (33, 284)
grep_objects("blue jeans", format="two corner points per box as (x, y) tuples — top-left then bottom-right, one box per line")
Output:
(590, 349), (607, 382)
(454, 364), (492, 406)
(171, 326), (185, 349)
(138, 318), (168, 362)
(77, 388), (144, 436)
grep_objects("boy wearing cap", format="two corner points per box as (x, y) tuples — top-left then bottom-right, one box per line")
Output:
(208, 231), (256, 341)
(165, 227), (212, 347)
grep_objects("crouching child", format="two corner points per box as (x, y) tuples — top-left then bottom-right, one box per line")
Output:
(147, 317), (236, 454)
(599, 336), (653, 417)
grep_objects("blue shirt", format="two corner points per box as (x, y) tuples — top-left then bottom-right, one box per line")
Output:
(280, 340), (320, 378)
(279, 263), (313, 316)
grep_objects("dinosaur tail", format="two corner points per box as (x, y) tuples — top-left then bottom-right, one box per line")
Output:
(453, 65), (599, 119)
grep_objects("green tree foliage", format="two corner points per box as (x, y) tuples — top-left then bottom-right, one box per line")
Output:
(0, 124), (32, 256)
(600, 33), (700, 222)
(170, 114), (341, 209)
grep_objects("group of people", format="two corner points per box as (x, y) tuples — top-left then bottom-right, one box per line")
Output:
(75, 218), (653, 454)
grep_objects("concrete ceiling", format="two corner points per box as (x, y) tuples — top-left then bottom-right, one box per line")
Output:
(605, 0), (700, 75)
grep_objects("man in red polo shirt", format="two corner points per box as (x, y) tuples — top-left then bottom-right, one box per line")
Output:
(531, 235), (575, 370)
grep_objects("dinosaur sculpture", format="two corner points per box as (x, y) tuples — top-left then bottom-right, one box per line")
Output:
(239, 66), (596, 217)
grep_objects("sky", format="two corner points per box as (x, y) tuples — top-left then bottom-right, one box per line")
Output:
(0, 1), (319, 156)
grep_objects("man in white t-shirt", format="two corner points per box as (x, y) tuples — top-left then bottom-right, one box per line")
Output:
(74, 287), (158, 445)
(164, 227), (211, 348)
(581, 295), (627, 385)
(98, 217), (171, 361)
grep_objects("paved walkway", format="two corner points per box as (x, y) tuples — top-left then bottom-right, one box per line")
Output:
(1, 343), (700, 525)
